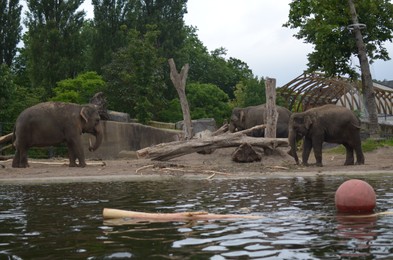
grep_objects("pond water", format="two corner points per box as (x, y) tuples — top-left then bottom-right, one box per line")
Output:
(1, 175), (393, 259)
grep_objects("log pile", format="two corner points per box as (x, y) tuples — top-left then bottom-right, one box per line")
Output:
(137, 125), (288, 161)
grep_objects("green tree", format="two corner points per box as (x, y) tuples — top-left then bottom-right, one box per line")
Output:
(178, 26), (254, 100)
(232, 77), (266, 108)
(51, 71), (106, 104)
(103, 27), (165, 124)
(135, 0), (187, 59)
(0, 0), (22, 67)
(284, 0), (393, 136)
(0, 64), (16, 126)
(284, 0), (393, 78)
(0, 64), (41, 133)
(90, 0), (134, 73)
(23, 0), (85, 99)
(187, 83), (231, 125)
(157, 83), (232, 125)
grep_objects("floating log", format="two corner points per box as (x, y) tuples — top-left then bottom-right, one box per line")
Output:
(103, 208), (261, 222)
(137, 125), (288, 161)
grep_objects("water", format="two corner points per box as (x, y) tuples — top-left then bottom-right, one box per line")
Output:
(1, 175), (393, 259)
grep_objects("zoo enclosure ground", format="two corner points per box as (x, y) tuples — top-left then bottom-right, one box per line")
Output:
(1, 146), (393, 184)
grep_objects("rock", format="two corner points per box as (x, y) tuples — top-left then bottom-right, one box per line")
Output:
(118, 150), (138, 159)
(232, 143), (261, 163)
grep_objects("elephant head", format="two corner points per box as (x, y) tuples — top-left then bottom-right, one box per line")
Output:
(229, 108), (245, 132)
(288, 113), (314, 164)
(80, 105), (103, 151)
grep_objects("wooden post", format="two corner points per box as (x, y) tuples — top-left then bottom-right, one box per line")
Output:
(265, 78), (278, 138)
(168, 58), (193, 140)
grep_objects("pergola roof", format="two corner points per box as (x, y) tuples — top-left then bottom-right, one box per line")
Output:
(279, 73), (393, 115)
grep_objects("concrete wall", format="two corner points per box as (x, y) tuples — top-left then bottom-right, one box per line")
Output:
(82, 121), (183, 159)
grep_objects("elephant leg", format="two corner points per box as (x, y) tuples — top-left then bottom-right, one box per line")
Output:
(12, 150), (22, 168)
(75, 144), (87, 168)
(66, 135), (87, 167)
(354, 145), (365, 165)
(343, 143), (355, 165)
(12, 148), (29, 168)
(77, 155), (87, 167)
(66, 144), (77, 167)
(302, 138), (313, 166)
(312, 137), (324, 167)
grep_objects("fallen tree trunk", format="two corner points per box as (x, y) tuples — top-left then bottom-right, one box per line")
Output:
(137, 125), (288, 161)
(0, 133), (13, 145)
(103, 208), (261, 222)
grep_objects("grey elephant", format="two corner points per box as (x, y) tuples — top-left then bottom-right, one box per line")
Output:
(12, 102), (103, 168)
(229, 104), (292, 137)
(288, 104), (364, 167)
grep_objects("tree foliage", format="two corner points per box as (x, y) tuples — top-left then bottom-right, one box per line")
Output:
(232, 77), (266, 108)
(51, 71), (106, 104)
(90, 0), (133, 73)
(0, 64), (16, 118)
(0, 0), (22, 67)
(103, 27), (165, 124)
(284, 0), (393, 78)
(0, 64), (41, 132)
(1, 0), (265, 128)
(23, 0), (85, 98)
(159, 83), (231, 125)
(187, 83), (231, 125)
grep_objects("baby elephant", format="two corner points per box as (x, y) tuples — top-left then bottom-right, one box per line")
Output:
(12, 102), (103, 168)
(288, 104), (365, 167)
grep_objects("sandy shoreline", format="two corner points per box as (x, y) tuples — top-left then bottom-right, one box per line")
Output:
(1, 146), (392, 184)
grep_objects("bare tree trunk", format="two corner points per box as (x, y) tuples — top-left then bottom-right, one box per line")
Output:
(264, 78), (278, 138)
(347, 0), (380, 137)
(0, 133), (13, 145)
(168, 58), (192, 140)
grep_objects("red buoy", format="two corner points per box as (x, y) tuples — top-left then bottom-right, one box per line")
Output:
(335, 179), (376, 214)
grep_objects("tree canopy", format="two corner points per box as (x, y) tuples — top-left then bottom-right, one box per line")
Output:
(51, 71), (106, 104)
(103, 27), (165, 124)
(1, 0), (268, 130)
(23, 0), (86, 98)
(0, 0), (22, 67)
(284, 0), (393, 79)
(284, 0), (393, 78)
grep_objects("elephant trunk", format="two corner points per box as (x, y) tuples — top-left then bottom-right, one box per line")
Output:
(89, 123), (103, 152)
(288, 128), (299, 165)
(228, 123), (236, 133)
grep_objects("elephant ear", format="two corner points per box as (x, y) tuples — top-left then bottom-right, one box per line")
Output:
(80, 107), (89, 123)
(240, 110), (245, 123)
(304, 115), (313, 129)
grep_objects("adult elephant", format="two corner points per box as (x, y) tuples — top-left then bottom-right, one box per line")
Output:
(288, 104), (364, 167)
(229, 104), (292, 137)
(12, 102), (103, 168)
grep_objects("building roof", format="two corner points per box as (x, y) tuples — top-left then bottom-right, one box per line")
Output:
(279, 73), (393, 115)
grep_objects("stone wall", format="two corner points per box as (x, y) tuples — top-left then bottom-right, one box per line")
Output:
(82, 121), (183, 160)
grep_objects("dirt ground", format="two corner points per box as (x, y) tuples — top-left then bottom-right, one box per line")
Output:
(1, 145), (392, 184)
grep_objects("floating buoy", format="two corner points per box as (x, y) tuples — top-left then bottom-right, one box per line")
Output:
(335, 179), (376, 213)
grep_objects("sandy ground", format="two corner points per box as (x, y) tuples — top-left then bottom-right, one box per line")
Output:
(1, 145), (392, 184)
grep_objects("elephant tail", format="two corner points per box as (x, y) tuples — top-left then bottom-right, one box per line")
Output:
(12, 125), (17, 147)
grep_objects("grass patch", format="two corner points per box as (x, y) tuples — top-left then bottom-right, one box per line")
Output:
(326, 138), (393, 154)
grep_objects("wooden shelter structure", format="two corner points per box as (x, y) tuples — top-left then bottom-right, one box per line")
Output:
(279, 73), (393, 116)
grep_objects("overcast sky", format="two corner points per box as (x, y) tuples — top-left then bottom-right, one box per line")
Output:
(79, 0), (393, 86)
(183, 0), (393, 86)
